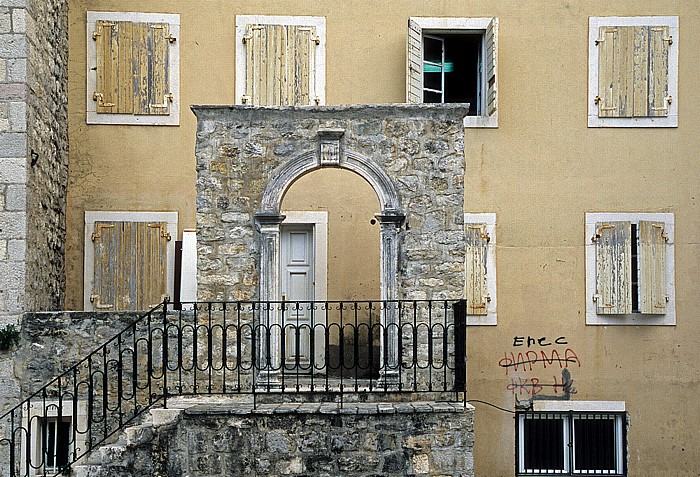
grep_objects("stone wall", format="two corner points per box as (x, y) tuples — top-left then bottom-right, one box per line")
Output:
(192, 104), (466, 303)
(78, 401), (475, 477)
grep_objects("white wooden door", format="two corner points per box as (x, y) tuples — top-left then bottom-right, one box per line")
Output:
(281, 225), (315, 370)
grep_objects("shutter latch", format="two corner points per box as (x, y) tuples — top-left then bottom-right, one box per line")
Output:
(92, 92), (115, 108)
(90, 294), (114, 310)
(148, 223), (172, 241)
(150, 93), (174, 109)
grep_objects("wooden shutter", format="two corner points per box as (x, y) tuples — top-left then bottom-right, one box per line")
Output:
(465, 224), (489, 315)
(639, 221), (668, 314)
(594, 222), (632, 314)
(597, 25), (670, 118)
(94, 21), (134, 114)
(406, 18), (422, 103)
(92, 221), (169, 311)
(485, 18), (498, 116)
(134, 23), (171, 115)
(245, 24), (316, 106)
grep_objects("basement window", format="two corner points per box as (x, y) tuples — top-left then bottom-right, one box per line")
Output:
(407, 17), (498, 128)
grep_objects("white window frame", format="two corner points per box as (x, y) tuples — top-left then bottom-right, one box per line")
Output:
(585, 212), (675, 325)
(518, 401), (626, 477)
(588, 16), (678, 128)
(21, 400), (88, 476)
(86, 11), (181, 126)
(83, 211), (178, 311)
(464, 213), (497, 325)
(235, 15), (326, 106)
(408, 17), (498, 128)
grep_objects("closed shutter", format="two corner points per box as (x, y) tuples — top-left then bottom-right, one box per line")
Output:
(465, 224), (489, 315)
(244, 24), (316, 106)
(92, 221), (169, 311)
(134, 23), (171, 115)
(594, 222), (632, 314)
(94, 21), (134, 114)
(597, 25), (670, 118)
(639, 221), (668, 314)
(94, 20), (172, 115)
(406, 18), (422, 103)
(485, 18), (498, 116)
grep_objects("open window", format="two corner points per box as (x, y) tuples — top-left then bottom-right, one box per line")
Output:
(407, 17), (498, 128)
(585, 213), (675, 325)
(86, 12), (180, 125)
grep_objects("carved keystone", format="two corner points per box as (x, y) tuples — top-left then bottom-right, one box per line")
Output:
(318, 128), (345, 166)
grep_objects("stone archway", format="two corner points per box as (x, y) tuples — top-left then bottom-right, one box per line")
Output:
(255, 128), (404, 384)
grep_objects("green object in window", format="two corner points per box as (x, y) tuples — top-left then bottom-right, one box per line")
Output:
(424, 62), (454, 73)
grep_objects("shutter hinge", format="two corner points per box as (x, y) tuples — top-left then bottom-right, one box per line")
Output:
(148, 223), (172, 241)
(592, 224), (614, 242)
(165, 33), (177, 43)
(652, 223), (669, 241)
(651, 28), (673, 45)
(313, 36), (320, 45)
(593, 294), (614, 308)
(468, 224), (490, 242)
(241, 95), (251, 104)
(314, 97), (321, 105)
(149, 294), (171, 308)
(92, 92), (115, 108)
(92, 21), (115, 40)
(594, 37), (604, 46)
(90, 294), (114, 310)
(150, 93), (174, 109)
(92, 223), (114, 241)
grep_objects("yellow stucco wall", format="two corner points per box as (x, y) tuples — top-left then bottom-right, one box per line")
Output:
(66, 1), (699, 475)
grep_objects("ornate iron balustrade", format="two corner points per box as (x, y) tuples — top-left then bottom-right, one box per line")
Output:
(0, 299), (466, 477)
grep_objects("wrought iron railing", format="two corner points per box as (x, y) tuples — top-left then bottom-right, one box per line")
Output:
(0, 299), (466, 477)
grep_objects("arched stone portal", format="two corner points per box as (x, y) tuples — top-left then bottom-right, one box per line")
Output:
(255, 129), (404, 384)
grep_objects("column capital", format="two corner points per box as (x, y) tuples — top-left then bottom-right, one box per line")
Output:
(375, 211), (405, 227)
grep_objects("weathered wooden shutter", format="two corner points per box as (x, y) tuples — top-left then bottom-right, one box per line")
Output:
(465, 224), (489, 315)
(94, 21), (134, 114)
(593, 222), (632, 314)
(597, 25), (670, 118)
(92, 221), (169, 311)
(134, 23), (171, 115)
(406, 18), (422, 103)
(94, 20), (172, 115)
(244, 24), (316, 106)
(639, 221), (668, 314)
(485, 18), (498, 116)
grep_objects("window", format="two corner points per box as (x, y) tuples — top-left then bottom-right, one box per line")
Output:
(235, 15), (326, 106)
(464, 213), (497, 324)
(585, 213), (675, 325)
(21, 401), (87, 476)
(407, 17), (498, 128)
(84, 211), (178, 311)
(588, 16), (678, 127)
(517, 408), (626, 476)
(86, 11), (180, 125)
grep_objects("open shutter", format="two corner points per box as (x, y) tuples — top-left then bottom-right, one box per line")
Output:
(465, 224), (489, 315)
(92, 221), (169, 311)
(245, 24), (315, 106)
(134, 23), (171, 115)
(94, 21), (134, 114)
(639, 221), (668, 314)
(406, 18), (422, 103)
(485, 18), (498, 116)
(594, 222), (632, 314)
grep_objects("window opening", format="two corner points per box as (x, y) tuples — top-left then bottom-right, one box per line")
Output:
(41, 417), (71, 472)
(422, 32), (482, 114)
(630, 223), (639, 313)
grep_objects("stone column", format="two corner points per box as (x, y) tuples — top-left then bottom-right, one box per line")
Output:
(254, 212), (285, 388)
(375, 211), (404, 386)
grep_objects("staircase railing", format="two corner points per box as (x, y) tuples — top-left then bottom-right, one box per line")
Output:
(0, 299), (467, 477)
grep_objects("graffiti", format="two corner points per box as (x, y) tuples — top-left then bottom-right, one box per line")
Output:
(498, 348), (580, 376)
(512, 335), (567, 347)
(507, 371), (577, 397)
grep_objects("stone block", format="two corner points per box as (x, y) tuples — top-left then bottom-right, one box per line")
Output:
(8, 101), (24, 131)
(5, 184), (24, 210)
(11, 8), (24, 33)
(7, 58), (24, 82)
(0, 1), (26, 7)
(0, 103), (7, 131)
(7, 239), (23, 260)
(0, 132), (25, 157)
(0, 34), (26, 58)
(0, 211), (25, 238)
(0, 8), (9, 34)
